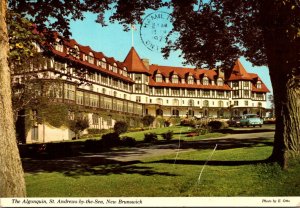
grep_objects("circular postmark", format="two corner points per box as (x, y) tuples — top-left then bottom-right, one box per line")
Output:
(140, 11), (172, 53)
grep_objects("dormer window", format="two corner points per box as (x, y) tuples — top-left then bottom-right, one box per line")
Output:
(73, 45), (80, 58)
(156, 74), (162, 83)
(172, 75), (179, 84)
(113, 63), (118, 73)
(187, 75), (194, 84)
(87, 52), (94, 64)
(217, 78), (224, 86)
(109, 65), (113, 71)
(123, 67), (128, 77)
(257, 81), (261, 89)
(203, 77), (209, 85)
(99, 58), (106, 69)
(54, 39), (63, 52)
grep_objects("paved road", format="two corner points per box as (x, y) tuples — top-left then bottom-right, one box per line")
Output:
(80, 125), (275, 162)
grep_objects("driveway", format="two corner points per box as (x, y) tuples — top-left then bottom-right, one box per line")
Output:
(78, 125), (275, 162)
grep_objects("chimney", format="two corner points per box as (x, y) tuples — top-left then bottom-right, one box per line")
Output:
(142, 58), (150, 70)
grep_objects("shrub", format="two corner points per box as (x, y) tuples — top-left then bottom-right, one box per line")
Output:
(121, 136), (137, 147)
(155, 117), (166, 127)
(114, 121), (128, 135)
(195, 127), (211, 135)
(180, 119), (196, 127)
(87, 128), (103, 134)
(141, 115), (155, 127)
(69, 117), (90, 139)
(169, 117), (181, 126)
(84, 139), (102, 152)
(161, 130), (174, 141)
(144, 132), (158, 143)
(208, 120), (228, 130)
(101, 132), (121, 148)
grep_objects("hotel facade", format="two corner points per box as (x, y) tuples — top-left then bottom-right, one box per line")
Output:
(13, 38), (270, 143)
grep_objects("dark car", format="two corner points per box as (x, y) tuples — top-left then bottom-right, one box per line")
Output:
(227, 116), (242, 127)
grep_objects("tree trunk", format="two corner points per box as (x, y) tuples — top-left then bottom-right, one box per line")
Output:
(0, 0), (26, 197)
(260, 0), (300, 168)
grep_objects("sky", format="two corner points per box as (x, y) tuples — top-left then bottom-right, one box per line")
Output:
(69, 11), (273, 107)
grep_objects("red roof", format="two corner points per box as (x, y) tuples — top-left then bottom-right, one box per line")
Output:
(228, 60), (253, 81)
(149, 65), (231, 90)
(49, 36), (269, 93)
(123, 47), (151, 74)
(51, 50), (134, 83)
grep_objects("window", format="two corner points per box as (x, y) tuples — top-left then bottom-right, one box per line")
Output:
(187, 89), (195, 96)
(234, 101), (239, 106)
(64, 84), (75, 100)
(217, 91), (224, 97)
(257, 93), (264, 99)
(99, 58), (106, 69)
(90, 94), (99, 107)
(203, 90), (210, 97)
(258, 102), (262, 107)
(123, 67), (128, 77)
(218, 101), (224, 107)
(187, 76), (194, 84)
(203, 100), (209, 107)
(156, 74), (162, 82)
(156, 98), (163, 105)
(232, 81), (239, 87)
(203, 77), (209, 85)
(244, 81), (249, 87)
(173, 99), (179, 106)
(101, 75), (108, 85)
(76, 91), (84, 105)
(136, 96), (141, 102)
(172, 89), (180, 96)
(92, 114), (99, 125)
(73, 45), (80, 58)
(135, 74), (142, 82)
(245, 101), (249, 106)
(54, 61), (65, 72)
(87, 52), (94, 64)
(217, 78), (224, 86)
(155, 88), (164, 95)
(233, 90), (239, 97)
(188, 99), (194, 106)
(135, 84), (142, 93)
(244, 90), (250, 97)
(54, 39), (63, 52)
(172, 75), (179, 84)
(257, 81), (262, 89)
(112, 63), (118, 73)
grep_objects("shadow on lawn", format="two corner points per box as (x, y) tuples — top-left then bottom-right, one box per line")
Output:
(179, 137), (273, 150)
(22, 153), (177, 178)
(150, 159), (268, 166)
(22, 135), (273, 177)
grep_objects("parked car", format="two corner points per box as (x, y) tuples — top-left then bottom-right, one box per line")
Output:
(240, 114), (263, 127)
(227, 116), (242, 127)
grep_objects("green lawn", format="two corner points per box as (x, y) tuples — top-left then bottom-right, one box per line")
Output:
(122, 125), (225, 141)
(24, 138), (300, 197)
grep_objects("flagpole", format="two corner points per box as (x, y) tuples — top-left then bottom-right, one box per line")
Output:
(131, 25), (134, 47)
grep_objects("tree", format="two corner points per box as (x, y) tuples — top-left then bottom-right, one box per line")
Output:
(113, 120), (128, 135)
(69, 116), (90, 140)
(141, 115), (155, 129)
(161, 0), (299, 168)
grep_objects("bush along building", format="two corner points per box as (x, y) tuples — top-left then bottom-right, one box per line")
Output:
(13, 37), (269, 143)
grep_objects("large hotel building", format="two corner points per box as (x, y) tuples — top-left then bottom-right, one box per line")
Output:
(13, 38), (270, 143)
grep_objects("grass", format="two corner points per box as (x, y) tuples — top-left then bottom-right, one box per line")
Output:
(122, 125), (225, 141)
(24, 137), (300, 197)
